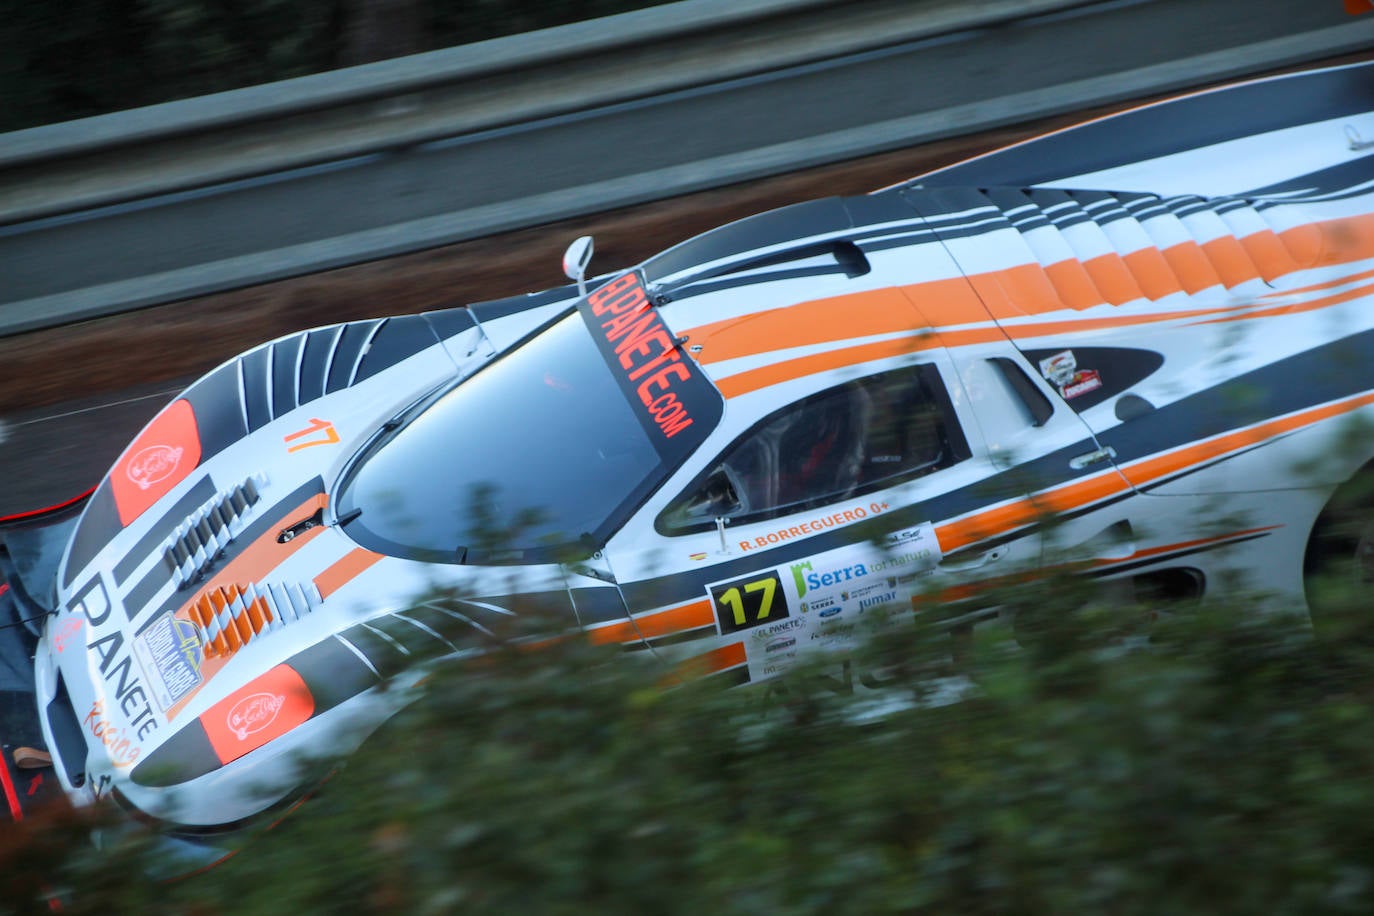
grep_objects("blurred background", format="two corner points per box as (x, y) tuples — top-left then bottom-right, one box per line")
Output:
(0, 0), (674, 131)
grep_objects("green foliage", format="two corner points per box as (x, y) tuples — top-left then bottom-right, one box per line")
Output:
(10, 577), (1374, 913)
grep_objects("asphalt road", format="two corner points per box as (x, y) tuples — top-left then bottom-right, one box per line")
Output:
(0, 0), (1357, 309)
(0, 382), (185, 517)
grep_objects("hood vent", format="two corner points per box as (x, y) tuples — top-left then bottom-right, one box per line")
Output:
(162, 475), (266, 589)
(189, 580), (322, 659)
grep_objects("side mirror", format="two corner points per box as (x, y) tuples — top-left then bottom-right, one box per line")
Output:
(562, 236), (594, 297)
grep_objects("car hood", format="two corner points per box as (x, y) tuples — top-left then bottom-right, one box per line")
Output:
(39, 310), (493, 823)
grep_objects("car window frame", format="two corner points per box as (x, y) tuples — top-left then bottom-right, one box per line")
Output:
(654, 362), (971, 537)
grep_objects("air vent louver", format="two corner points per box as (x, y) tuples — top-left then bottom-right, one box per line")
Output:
(188, 580), (322, 659)
(162, 475), (266, 588)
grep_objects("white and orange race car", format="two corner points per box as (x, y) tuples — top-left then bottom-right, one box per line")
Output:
(3, 59), (1374, 869)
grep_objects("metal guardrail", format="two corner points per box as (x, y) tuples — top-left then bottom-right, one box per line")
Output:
(0, 0), (1371, 336)
(0, 0), (1098, 225)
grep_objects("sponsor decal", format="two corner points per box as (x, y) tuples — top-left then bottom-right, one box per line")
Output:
(582, 273), (720, 448)
(858, 591), (899, 611)
(885, 523), (936, 550)
(201, 665), (315, 766)
(1038, 349), (1078, 387)
(226, 693), (286, 741)
(76, 579), (159, 743)
(751, 618), (805, 641)
(1037, 349), (1102, 400)
(110, 398), (202, 526)
(1061, 369), (1103, 400)
(843, 580), (895, 602)
(134, 613), (204, 711)
(761, 662), (791, 676)
(740, 501), (890, 552)
(809, 622), (856, 647)
(808, 563), (868, 591)
(818, 606), (842, 618)
(284, 417), (340, 453)
(126, 445), (183, 491)
(799, 595), (837, 614)
(870, 549), (938, 573)
(765, 637), (797, 654)
(51, 617), (82, 653)
(83, 701), (142, 768)
(710, 570), (792, 635)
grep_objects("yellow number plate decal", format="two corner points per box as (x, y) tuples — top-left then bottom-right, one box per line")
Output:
(709, 571), (790, 635)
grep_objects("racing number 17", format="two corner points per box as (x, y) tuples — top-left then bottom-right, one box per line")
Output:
(710, 571), (790, 635)
(718, 578), (776, 626)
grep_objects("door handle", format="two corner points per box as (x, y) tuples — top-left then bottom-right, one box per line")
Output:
(1069, 446), (1116, 470)
(940, 546), (1009, 571)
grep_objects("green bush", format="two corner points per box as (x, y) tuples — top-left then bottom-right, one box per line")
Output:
(11, 575), (1374, 914)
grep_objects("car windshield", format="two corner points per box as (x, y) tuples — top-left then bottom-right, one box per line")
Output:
(337, 276), (721, 564)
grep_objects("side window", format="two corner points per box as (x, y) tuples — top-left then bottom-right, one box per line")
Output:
(658, 364), (969, 534)
(1019, 346), (1164, 413)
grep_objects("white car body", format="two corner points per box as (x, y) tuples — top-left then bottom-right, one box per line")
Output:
(6, 60), (1373, 869)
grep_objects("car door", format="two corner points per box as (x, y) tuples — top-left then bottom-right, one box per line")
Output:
(600, 350), (1078, 689)
(904, 186), (1151, 574)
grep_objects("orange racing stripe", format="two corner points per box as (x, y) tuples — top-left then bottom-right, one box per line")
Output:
(670, 640), (747, 683)
(1089, 524), (1282, 568)
(1199, 233), (1261, 289)
(920, 525), (1281, 605)
(1156, 239), (1223, 293)
(587, 598), (715, 645)
(1116, 390), (1374, 487)
(1259, 263), (1374, 299)
(1235, 227), (1300, 282)
(314, 547), (385, 600)
(1193, 275), (1374, 326)
(935, 468), (1128, 555)
(1080, 250), (1144, 305)
(689, 285), (937, 365)
(714, 301), (1245, 400)
(691, 213), (1372, 399)
(1121, 245), (1181, 300)
(935, 391), (1374, 556)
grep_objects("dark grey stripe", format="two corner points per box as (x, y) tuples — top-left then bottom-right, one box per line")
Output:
(112, 476), (217, 585)
(569, 585), (628, 625)
(129, 720), (217, 788)
(339, 623), (410, 679)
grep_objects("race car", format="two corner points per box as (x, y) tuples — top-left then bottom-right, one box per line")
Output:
(3, 58), (1373, 871)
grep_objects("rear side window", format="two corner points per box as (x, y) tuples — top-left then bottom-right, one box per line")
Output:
(1020, 346), (1164, 413)
(658, 364), (968, 534)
